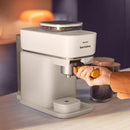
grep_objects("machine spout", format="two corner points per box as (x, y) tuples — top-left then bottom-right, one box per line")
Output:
(61, 65), (73, 77)
(66, 75), (71, 78)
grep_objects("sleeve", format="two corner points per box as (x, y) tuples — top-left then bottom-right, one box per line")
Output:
(110, 71), (130, 99)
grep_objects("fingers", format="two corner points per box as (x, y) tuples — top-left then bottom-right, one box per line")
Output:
(80, 68), (88, 78)
(73, 65), (111, 87)
(73, 67), (77, 75)
(73, 66), (94, 79)
(76, 66), (88, 77)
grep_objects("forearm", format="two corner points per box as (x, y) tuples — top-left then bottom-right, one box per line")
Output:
(110, 71), (130, 99)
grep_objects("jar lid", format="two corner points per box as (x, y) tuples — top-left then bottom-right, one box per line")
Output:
(109, 62), (120, 67)
(107, 62), (121, 72)
(93, 57), (114, 66)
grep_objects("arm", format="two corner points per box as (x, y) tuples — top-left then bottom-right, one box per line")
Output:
(110, 71), (130, 99)
(73, 66), (130, 99)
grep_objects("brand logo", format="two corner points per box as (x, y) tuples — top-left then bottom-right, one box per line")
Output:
(80, 41), (91, 49)
(80, 45), (91, 49)
(82, 41), (89, 44)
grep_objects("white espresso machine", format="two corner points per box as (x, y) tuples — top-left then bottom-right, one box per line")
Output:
(16, 21), (97, 118)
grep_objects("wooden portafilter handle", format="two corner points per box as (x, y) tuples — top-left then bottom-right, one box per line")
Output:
(77, 66), (100, 78)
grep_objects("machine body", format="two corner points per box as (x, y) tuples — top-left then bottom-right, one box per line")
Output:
(17, 22), (97, 118)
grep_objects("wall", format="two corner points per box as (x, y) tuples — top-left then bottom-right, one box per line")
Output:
(124, 0), (130, 67)
(0, 0), (52, 21)
(78, 0), (130, 69)
(0, 0), (52, 95)
(53, 0), (78, 21)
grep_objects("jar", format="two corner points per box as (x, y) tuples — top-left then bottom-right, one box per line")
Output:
(90, 57), (120, 102)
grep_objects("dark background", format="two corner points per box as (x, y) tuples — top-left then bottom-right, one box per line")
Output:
(0, 44), (17, 95)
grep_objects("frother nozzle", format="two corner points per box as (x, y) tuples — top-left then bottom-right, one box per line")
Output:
(66, 75), (71, 78)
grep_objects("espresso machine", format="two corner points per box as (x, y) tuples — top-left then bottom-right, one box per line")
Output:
(16, 21), (97, 118)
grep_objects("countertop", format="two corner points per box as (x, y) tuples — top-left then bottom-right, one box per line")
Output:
(0, 77), (130, 130)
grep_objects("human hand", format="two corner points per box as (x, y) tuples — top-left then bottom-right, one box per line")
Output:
(73, 66), (112, 86)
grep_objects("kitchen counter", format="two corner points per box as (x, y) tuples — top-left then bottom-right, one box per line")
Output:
(0, 77), (130, 130)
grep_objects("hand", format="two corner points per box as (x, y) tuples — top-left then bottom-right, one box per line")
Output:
(73, 66), (112, 86)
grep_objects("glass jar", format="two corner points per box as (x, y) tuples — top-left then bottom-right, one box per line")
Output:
(90, 57), (120, 102)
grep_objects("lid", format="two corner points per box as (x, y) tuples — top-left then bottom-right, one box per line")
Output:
(93, 57), (115, 66)
(39, 21), (83, 32)
(107, 62), (121, 72)
(109, 62), (121, 67)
